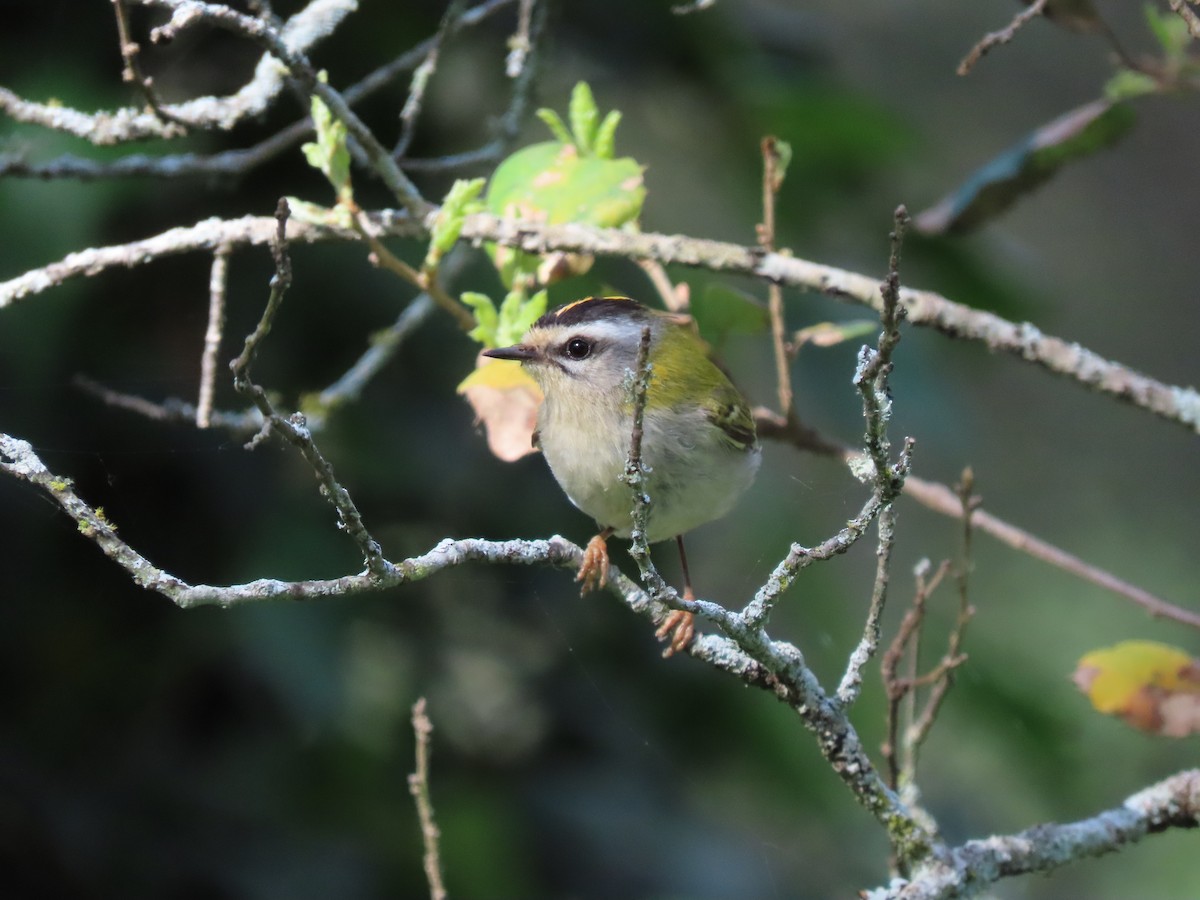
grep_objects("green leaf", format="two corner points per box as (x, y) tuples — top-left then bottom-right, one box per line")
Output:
(771, 139), (793, 190)
(284, 197), (354, 229)
(496, 289), (547, 347)
(425, 178), (486, 269)
(299, 73), (353, 203)
(1105, 68), (1160, 102)
(485, 141), (645, 287)
(1145, 3), (1190, 63)
(535, 108), (572, 145)
(487, 143), (645, 225)
(913, 99), (1135, 235)
(461, 291), (499, 346)
(568, 81), (599, 153)
(690, 284), (769, 347)
(593, 110), (622, 160)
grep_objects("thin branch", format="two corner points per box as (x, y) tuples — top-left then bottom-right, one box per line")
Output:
(867, 769), (1200, 900)
(137, 0), (431, 217)
(197, 245), (231, 428)
(75, 375), (263, 434)
(635, 259), (687, 311)
(1170, 0), (1200, 38)
(0, 419), (936, 862)
(622, 325), (677, 604)
(394, 0), (465, 158)
(0, 430), (582, 605)
(305, 294), (437, 422)
(350, 209), (476, 330)
(408, 698), (447, 900)
(505, 0), (535, 78)
(230, 199), (392, 578)
(836, 207), (912, 707)
(741, 484), (889, 630)
(14, 213), (1194, 435)
(400, 0), (543, 173)
(2, 0), (518, 182)
(112, 0), (188, 126)
(958, 0), (1048, 76)
(758, 135), (795, 423)
(902, 473), (1200, 630)
(762, 408), (1200, 633)
(0, 0), (357, 143)
(837, 506), (896, 706)
(902, 474), (977, 774)
(456, 216), (1200, 434)
(881, 559), (950, 792)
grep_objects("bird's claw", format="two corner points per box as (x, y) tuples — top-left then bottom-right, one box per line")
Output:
(655, 609), (695, 658)
(575, 532), (610, 595)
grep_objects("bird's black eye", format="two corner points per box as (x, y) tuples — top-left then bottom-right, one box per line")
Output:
(563, 337), (592, 360)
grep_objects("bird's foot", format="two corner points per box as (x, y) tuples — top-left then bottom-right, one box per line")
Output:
(655, 586), (696, 658)
(575, 532), (610, 595)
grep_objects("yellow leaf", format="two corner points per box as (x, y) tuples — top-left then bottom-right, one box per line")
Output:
(1073, 640), (1200, 737)
(457, 356), (543, 462)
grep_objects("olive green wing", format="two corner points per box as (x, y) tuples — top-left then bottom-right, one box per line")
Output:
(705, 381), (757, 451)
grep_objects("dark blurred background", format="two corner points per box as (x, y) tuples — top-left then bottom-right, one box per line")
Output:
(2, 1), (1198, 897)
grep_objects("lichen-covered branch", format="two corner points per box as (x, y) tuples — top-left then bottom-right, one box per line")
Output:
(6, 213), (1195, 436)
(0, 0), (357, 143)
(865, 769), (1200, 900)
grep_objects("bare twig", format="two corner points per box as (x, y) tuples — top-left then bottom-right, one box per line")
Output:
(867, 769), (1200, 900)
(0, 0), (357, 143)
(15, 213), (1194, 435)
(902, 474), (977, 775)
(635, 259), (687, 311)
(230, 199), (392, 577)
(958, 0), (1048, 76)
(881, 559), (949, 792)
(836, 207), (912, 706)
(305, 294), (437, 422)
(760, 410), (1200, 633)
(0, 420), (936, 863)
(505, 0), (535, 77)
(902, 474), (1200, 630)
(837, 506), (896, 706)
(7, 213), (1199, 439)
(197, 245), (231, 428)
(136, 0), (431, 217)
(409, 698), (447, 900)
(111, 0), (188, 126)
(758, 136), (795, 423)
(394, 0), (465, 158)
(75, 375), (263, 434)
(0, 430), (583, 605)
(457, 216), (1200, 434)
(3, 0), (518, 182)
(350, 209), (475, 330)
(741, 485), (890, 630)
(622, 325), (676, 604)
(1170, 0), (1200, 38)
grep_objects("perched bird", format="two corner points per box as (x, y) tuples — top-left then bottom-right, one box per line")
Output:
(484, 296), (761, 656)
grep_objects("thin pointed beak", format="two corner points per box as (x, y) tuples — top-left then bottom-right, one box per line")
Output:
(482, 344), (537, 362)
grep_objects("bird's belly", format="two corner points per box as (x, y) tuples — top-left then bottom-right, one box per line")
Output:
(538, 414), (761, 543)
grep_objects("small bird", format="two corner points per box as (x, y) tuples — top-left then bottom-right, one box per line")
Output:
(484, 296), (761, 656)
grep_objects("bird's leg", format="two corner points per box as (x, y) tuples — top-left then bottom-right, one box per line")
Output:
(576, 527), (614, 595)
(655, 535), (697, 658)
